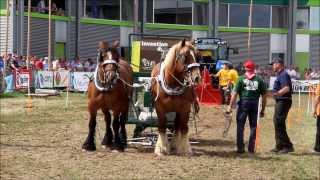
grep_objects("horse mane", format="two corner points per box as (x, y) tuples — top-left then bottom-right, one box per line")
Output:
(162, 41), (195, 70)
(162, 43), (179, 70)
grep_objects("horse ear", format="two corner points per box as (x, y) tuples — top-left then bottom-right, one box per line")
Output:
(180, 39), (186, 48)
(98, 41), (108, 50)
(112, 40), (120, 48)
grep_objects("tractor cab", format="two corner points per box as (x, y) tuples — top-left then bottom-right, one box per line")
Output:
(195, 38), (238, 75)
(195, 38), (238, 88)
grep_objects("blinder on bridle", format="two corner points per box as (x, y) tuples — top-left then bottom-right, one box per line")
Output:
(175, 50), (200, 72)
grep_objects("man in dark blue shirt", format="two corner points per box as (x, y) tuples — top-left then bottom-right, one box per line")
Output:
(270, 58), (294, 154)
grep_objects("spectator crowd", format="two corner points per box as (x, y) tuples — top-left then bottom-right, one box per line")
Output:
(234, 62), (320, 83)
(0, 53), (97, 74)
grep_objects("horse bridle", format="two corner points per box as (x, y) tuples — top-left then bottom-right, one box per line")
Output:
(94, 49), (120, 91)
(174, 51), (200, 86)
(175, 51), (200, 72)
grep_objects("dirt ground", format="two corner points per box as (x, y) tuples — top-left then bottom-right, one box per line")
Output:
(0, 93), (319, 180)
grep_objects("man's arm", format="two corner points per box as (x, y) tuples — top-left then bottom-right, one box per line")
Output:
(273, 86), (290, 97)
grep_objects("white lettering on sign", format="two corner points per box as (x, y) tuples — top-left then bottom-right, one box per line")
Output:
(141, 41), (169, 47)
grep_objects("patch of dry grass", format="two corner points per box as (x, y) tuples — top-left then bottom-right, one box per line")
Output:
(0, 93), (319, 180)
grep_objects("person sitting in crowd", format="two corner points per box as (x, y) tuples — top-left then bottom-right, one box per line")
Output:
(51, 2), (58, 15)
(89, 58), (96, 72)
(59, 57), (68, 70)
(83, 59), (91, 72)
(310, 68), (320, 80)
(304, 68), (312, 80)
(37, 0), (46, 13)
(75, 58), (84, 72)
(35, 58), (44, 70)
(286, 65), (297, 80)
(43, 57), (49, 70)
(295, 67), (301, 80)
(52, 58), (60, 70)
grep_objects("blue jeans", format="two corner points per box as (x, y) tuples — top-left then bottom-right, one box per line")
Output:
(236, 99), (259, 152)
(5, 74), (14, 92)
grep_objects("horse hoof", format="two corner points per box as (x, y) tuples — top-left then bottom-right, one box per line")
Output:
(155, 152), (166, 157)
(112, 149), (124, 153)
(82, 143), (96, 151)
(102, 144), (113, 150)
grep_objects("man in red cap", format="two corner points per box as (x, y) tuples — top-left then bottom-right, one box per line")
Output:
(227, 59), (267, 154)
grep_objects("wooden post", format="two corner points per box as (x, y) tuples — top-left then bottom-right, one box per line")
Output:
(247, 0), (253, 58)
(3, 0), (10, 89)
(48, 0), (52, 70)
(27, 0), (31, 70)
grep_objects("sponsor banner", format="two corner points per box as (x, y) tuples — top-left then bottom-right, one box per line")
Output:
(269, 77), (319, 92)
(292, 79), (319, 92)
(14, 69), (32, 89)
(54, 70), (70, 87)
(131, 35), (189, 72)
(37, 71), (54, 88)
(72, 72), (93, 91)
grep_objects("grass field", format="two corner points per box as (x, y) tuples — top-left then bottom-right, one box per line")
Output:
(0, 92), (319, 179)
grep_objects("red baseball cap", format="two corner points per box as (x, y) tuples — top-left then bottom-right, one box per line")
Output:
(244, 59), (255, 71)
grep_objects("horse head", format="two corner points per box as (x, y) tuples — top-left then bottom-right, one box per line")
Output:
(97, 41), (120, 87)
(173, 39), (201, 86)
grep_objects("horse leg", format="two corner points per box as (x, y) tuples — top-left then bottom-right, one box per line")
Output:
(119, 112), (128, 148)
(82, 111), (97, 151)
(170, 113), (180, 154)
(176, 112), (193, 156)
(112, 113), (124, 152)
(101, 110), (113, 149)
(154, 112), (170, 156)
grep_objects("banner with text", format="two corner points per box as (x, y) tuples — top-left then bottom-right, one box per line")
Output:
(54, 71), (70, 87)
(72, 72), (93, 91)
(37, 71), (54, 88)
(14, 69), (32, 89)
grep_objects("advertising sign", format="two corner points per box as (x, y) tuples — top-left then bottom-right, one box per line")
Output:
(14, 69), (32, 89)
(73, 72), (93, 91)
(131, 35), (189, 72)
(54, 70), (70, 87)
(37, 71), (54, 88)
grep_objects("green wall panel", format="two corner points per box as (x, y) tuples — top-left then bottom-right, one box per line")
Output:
(55, 43), (65, 59)
(308, 0), (320, 6)
(0, 0), (6, 10)
(295, 52), (310, 75)
(221, 0), (308, 6)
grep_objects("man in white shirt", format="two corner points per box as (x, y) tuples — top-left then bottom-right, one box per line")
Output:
(286, 65), (297, 79)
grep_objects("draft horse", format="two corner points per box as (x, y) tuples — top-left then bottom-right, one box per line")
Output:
(82, 41), (133, 152)
(151, 39), (201, 156)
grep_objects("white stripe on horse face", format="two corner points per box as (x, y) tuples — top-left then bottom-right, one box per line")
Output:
(107, 51), (113, 60)
(190, 51), (196, 62)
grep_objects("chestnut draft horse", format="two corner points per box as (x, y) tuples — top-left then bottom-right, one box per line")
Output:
(151, 39), (201, 156)
(82, 41), (133, 152)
